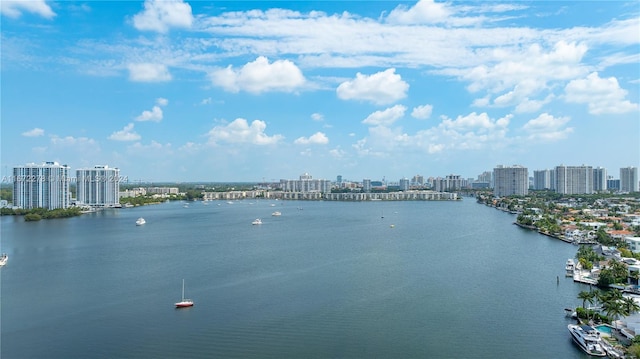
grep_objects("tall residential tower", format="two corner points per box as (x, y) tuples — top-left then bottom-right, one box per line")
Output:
(554, 165), (593, 194)
(13, 161), (71, 210)
(76, 165), (121, 207)
(493, 165), (528, 197)
(620, 167), (639, 192)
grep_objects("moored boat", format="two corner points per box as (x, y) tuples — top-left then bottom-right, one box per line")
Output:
(566, 258), (575, 276)
(175, 279), (194, 308)
(567, 324), (606, 357)
(271, 211), (281, 216)
(0, 253), (8, 266)
(252, 218), (262, 225)
(136, 217), (146, 226)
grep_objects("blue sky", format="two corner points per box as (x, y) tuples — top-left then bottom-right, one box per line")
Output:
(1, 0), (638, 183)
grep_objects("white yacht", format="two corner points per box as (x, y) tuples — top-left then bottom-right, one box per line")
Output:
(252, 218), (262, 225)
(136, 217), (146, 226)
(0, 253), (8, 266)
(567, 324), (607, 357)
(565, 258), (575, 275)
(271, 211), (281, 216)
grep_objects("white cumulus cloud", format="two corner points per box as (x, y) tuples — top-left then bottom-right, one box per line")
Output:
(1, 0), (55, 19)
(135, 98), (168, 122)
(522, 113), (573, 141)
(362, 105), (406, 126)
(108, 123), (141, 141)
(565, 72), (639, 115)
(132, 0), (193, 33)
(411, 104), (433, 120)
(136, 106), (163, 122)
(22, 128), (45, 137)
(207, 119), (284, 145)
(386, 0), (452, 25)
(210, 56), (305, 94)
(128, 63), (172, 83)
(294, 132), (329, 145)
(337, 68), (408, 105)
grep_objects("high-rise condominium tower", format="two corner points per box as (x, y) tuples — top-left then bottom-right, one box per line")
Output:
(554, 165), (593, 194)
(620, 167), (639, 193)
(493, 165), (528, 197)
(76, 165), (121, 207)
(13, 161), (70, 210)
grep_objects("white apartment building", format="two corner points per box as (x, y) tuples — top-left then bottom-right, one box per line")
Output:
(533, 169), (552, 190)
(76, 165), (120, 207)
(399, 178), (410, 191)
(493, 165), (528, 197)
(280, 173), (331, 193)
(554, 165), (593, 194)
(13, 161), (71, 209)
(621, 167), (639, 193)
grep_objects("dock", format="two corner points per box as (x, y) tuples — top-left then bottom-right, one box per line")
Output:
(573, 269), (598, 285)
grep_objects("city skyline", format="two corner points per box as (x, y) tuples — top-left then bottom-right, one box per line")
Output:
(1, 1), (639, 182)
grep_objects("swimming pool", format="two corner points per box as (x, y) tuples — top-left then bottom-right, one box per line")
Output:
(595, 324), (613, 335)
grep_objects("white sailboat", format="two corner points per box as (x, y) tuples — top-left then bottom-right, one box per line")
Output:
(175, 279), (194, 308)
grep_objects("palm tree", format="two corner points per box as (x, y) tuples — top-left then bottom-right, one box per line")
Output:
(603, 299), (625, 329)
(622, 296), (640, 316)
(578, 290), (594, 310)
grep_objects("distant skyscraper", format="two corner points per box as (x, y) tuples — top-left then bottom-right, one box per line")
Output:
(554, 165), (593, 194)
(13, 161), (71, 210)
(399, 178), (410, 191)
(620, 167), (639, 192)
(593, 167), (608, 192)
(493, 165), (528, 197)
(76, 165), (120, 207)
(533, 169), (552, 190)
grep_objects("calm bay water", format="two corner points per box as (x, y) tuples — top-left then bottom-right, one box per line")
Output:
(1, 199), (594, 358)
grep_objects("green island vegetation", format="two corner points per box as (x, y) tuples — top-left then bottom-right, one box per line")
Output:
(2, 207), (83, 221)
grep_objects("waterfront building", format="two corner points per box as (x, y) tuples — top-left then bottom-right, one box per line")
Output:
(533, 169), (552, 190)
(119, 187), (147, 198)
(554, 165), (593, 194)
(433, 174), (463, 192)
(593, 167), (608, 192)
(620, 167), (639, 193)
(626, 237), (640, 254)
(76, 165), (120, 208)
(399, 178), (410, 191)
(146, 187), (179, 195)
(363, 179), (372, 193)
(13, 161), (71, 210)
(280, 173), (331, 194)
(493, 165), (528, 197)
(323, 190), (457, 201)
(411, 175), (424, 186)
